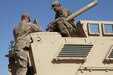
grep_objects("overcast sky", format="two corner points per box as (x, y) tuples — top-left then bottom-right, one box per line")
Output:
(0, 0), (113, 74)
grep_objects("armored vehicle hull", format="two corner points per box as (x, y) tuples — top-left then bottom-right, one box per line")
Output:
(26, 20), (113, 75)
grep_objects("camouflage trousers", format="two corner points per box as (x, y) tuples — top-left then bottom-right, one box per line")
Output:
(50, 21), (74, 37)
(14, 50), (29, 75)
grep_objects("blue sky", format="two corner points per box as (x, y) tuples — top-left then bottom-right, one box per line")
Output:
(0, 0), (113, 75)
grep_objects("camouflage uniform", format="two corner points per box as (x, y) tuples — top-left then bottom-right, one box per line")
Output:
(55, 8), (75, 37)
(55, 8), (75, 27)
(49, 1), (76, 37)
(13, 22), (41, 75)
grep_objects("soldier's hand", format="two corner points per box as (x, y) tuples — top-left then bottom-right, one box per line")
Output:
(46, 24), (52, 31)
(48, 24), (52, 29)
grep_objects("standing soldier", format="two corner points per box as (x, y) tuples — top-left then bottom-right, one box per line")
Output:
(13, 12), (42, 75)
(47, 1), (76, 37)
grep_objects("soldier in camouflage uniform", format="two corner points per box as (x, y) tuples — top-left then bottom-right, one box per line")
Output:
(47, 1), (76, 37)
(13, 12), (42, 75)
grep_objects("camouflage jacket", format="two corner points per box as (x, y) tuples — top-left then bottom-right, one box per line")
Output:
(55, 8), (75, 27)
(13, 22), (42, 50)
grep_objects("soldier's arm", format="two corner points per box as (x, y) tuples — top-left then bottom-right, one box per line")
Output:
(67, 9), (75, 21)
(31, 24), (42, 32)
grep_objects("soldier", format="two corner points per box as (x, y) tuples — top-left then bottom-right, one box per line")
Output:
(13, 12), (42, 75)
(47, 1), (76, 37)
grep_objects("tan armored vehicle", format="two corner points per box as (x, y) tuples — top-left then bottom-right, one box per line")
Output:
(6, 0), (113, 75)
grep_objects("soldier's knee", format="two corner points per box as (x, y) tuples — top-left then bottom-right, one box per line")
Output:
(57, 21), (64, 26)
(57, 22), (66, 29)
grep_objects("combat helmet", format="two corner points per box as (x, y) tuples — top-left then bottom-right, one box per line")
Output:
(51, 1), (61, 9)
(21, 12), (31, 22)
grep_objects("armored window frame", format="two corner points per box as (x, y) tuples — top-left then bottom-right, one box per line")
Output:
(87, 23), (100, 36)
(102, 23), (113, 36)
(53, 44), (93, 63)
(104, 45), (113, 63)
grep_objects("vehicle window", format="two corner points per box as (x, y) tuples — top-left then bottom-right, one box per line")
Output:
(104, 24), (113, 33)
(103, 46), (113, 63)
(88, 23), (100, 35)
(53, 44), (93, 63)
